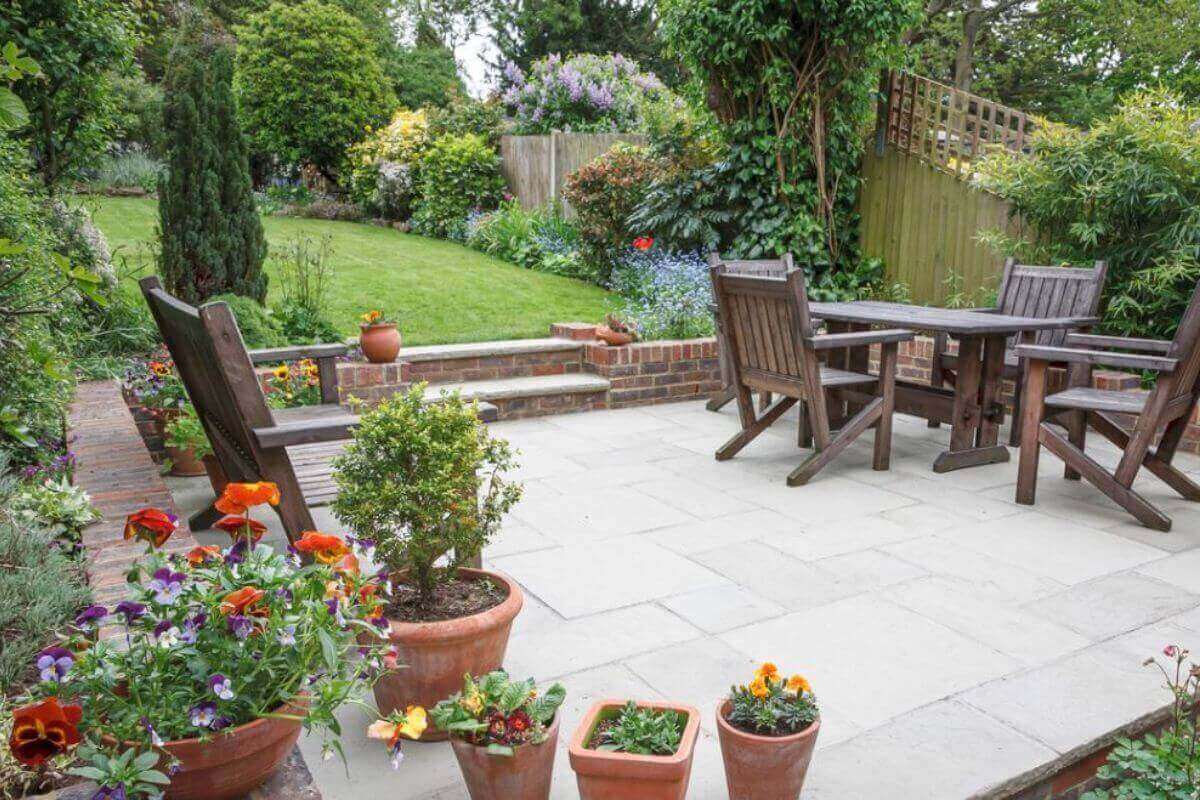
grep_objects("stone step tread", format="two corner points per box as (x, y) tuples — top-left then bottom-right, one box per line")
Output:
(399, 337), (582, 363)
(428, 373), (611, 402)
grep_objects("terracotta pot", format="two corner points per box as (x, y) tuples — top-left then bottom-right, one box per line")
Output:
(359, 322), (401, 363)
(166, 445), (207, 477)
(449, 714), (559, 800)
(716, 700), (820, 800)
(596, 325), (634, 347)
(105, 700), (305, 800)
(201, 454), (229, 495)
(569, 699), (701, 800)
(373, 568), (523, 742)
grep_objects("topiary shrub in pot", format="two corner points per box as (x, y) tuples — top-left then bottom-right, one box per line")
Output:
(331, 383), (523, 740)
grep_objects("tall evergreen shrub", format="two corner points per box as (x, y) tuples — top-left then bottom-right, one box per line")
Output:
(158, 12), (266, 304)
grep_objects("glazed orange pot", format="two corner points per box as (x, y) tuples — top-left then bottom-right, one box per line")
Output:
(568, 699), (700, 800)
(449, 714), (559, 800)
(359, 322), (401, 363)
(716, 700), (820, 800)
(373, 568), (523, 742)
(105, 700), (305, 800)
(166, 446), (207, 477)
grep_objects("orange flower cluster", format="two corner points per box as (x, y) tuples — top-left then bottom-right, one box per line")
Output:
(745, 662), (811, 699)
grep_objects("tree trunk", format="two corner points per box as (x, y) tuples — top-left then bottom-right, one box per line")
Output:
(953, 1), (984, 91)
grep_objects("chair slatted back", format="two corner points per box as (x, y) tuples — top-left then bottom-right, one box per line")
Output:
(707, 252), (794, 278)
(1164, 279), (1200, 407)
(995, 259), (1108, 348)
(712, 267), (816, 395)
(139, 277), (275, 478)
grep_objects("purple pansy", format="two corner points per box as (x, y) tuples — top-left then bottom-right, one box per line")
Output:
(209, 673), (234, 700)
(114, 600), (147, 623)
(148, 568), (186, 604)
(90, 785), (127, 800)
(277, 624), (296, 646)
(189, 701), (218, 729)
(224, 539), (248, 566)
(74, 605), (109, 630)
(36, 646), (74, 682)
(227, 614), (253, 640)
(180, 611), (206, 644)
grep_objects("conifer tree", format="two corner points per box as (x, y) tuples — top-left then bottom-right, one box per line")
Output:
(158, 10), (266, 304)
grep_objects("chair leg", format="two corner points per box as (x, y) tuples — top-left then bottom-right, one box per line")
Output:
(1063, 409), (1086, 480)
(189, 502), (223, 532)
(1015, 361), (1048, 505)
(873, 343), (898, 471)
(257, 448), (317, 545)
(1089, 412), (1200, 503)
(706, 386), (736, 412)
(797, 402), (813, 448)
(789, 398), (883, 486)
(759, 391), (773, 413)
(1008, 371), (1024, 447)
(717, 397), (797, 461)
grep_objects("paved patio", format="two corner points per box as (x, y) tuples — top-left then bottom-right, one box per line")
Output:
(171, 400), (1200, 799)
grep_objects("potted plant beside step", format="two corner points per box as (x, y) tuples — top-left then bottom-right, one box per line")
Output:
(569, 699), (700, 800)
(716, 662), (820, 800)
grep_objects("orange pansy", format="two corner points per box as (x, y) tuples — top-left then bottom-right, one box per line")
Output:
(295, 531), (350, 564)
(214, 482), (280, 515)
(213, 515), (268, 542)
(123, 508), (178, 547)
(185, 545), (222, 565)
(219, 586), (269, 618)
(332, 552), (360, 577)
(8, 697), (83, 767)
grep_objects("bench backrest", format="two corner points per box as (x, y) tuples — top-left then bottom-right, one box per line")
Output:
(139, 276), (275, 482)
(996, 259), (1108, 348)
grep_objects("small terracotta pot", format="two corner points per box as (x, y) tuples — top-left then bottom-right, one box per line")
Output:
(373, 568), (523, 742)
(105, 700), (305, 800)
(596, 325), (634, 346)
(449, 714), (559, 800)
(201, 454), (229, 495)
(360, 322), (401, 363)
(716, 700), (820, 800)
(166, 445), (207, 477)
(569, 699), (701, 800)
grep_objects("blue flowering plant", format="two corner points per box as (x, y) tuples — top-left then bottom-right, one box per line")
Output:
(608, 245), (716, 341)
(10, 482), (392, 795)
(503, 53), (675, 135)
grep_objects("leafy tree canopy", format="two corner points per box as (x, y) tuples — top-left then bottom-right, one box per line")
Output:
(388, 44), (464, 110)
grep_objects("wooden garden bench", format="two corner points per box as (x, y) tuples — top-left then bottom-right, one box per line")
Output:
(710, 265), (913, 485)
(930, 258), (1107, 445)
(1016, 278), (1200, 531)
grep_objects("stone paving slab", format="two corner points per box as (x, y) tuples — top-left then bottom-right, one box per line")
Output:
(157, 399), (1200, 799)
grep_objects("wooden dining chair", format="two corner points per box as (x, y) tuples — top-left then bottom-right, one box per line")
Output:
(710, 266), (913, 485)
(930, 259), (1107, 444)
(706, 253), (794, 413)
(1015, 278), (1200, 531)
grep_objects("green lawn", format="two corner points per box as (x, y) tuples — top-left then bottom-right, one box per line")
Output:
(83, 195), (614, 346)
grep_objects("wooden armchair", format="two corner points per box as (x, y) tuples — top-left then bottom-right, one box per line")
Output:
(141, 276), (361, 542)
(930, 258), (1107, 444)
(711, 266), (913, 485)
(1015, 279), (1200, 531)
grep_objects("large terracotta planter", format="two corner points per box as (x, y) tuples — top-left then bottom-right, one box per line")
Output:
(716, 700), (820, 800)
(569, 699), (700, 800)
(449, 714), (559, 800)
(165, 445), (207, 477)
(107, 700), (305, 800)
(359, 322), (401, 363)
(373, 568), (523, 742)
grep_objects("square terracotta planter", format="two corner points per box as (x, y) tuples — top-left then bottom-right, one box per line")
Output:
(568, 699), (701, 800)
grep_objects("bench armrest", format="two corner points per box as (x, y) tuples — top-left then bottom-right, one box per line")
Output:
(1064, 333), (1172, 354)
(247, 342), (350, 364)
(1014, 344), (1177, 373)
(807, 329), (914, 350)
(253, 415), (359, 449)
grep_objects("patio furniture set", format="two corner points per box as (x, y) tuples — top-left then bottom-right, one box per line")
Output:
(708, 254), (1200, 532)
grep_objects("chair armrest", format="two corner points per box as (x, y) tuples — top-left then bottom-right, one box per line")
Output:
(253, 415), (359, 449)
(1014, 344), (1177, 373)
(807, 329), (914, 350)
(1064, 333), (1172, 354)
(247, 343), (350, 365)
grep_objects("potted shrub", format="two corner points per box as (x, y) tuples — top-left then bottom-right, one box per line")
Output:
(331, 383), (523, 740)
(568, 699), (701, 800)
(716, 662), (820, 800)
(394, 670), (566, 798)
(163, 405), (212, 477)
(359, 309), (401, 363)
(7, 482), (391, 800)
(596, 313), (636, 346)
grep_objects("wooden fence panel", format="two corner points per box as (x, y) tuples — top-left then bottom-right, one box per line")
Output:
(500, 131), (646, 217)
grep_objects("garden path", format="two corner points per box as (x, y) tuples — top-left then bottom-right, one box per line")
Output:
(168, 401), (1200, 799)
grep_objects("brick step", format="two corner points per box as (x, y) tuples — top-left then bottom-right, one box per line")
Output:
(401, 337), (584, 384)
(427, 373), (610, 420)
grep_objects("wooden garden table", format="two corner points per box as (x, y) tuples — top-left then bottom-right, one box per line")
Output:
(807, 301), (1092, 473)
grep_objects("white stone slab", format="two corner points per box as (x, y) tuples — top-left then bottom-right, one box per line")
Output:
(761, 514), (924, 561)
(510, 485), (693, 541)
(647, 508), (799, 555)
(1023, 573), (1200, 640)
(1136, 549), (1200, 592)
(729, 476), (916, 524)
(634, 476), (759, 519)
(691, 541), (861, 611)
(811, 549), (929, 589)
(882, 536), (1067, 604)
(659, 584), (787, 634)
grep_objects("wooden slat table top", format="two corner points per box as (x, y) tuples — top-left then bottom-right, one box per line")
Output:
(809, 301), (1089, 335)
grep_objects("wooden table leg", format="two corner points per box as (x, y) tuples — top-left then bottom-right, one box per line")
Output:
(976, 334), (1007, 448)
(844, 322), (871, 417)
(825, 320), (849, 429)
(933, 334), (1010, 472)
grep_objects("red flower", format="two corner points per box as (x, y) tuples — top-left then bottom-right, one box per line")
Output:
(8, 697), (82, 767)
(186, 545), (222, 565)
(295, 531), (350, 565)
(219, 587), (269, 618)
(213, 516), (268, 543)
(632, 236), (654, 251)
(123, 508), (178, 547)
(214, 482), (280, 516)
(507, 710), (532, 733)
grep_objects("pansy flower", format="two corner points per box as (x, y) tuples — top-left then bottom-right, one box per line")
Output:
(209, 674), (235, 700)
(295, 531), (350, 565)
(189, 701), (218, 729)
(8, 697), (82, 766)
(332, 552), (360, 577)
(180, 611), (207, 644)
(219, 587), (268, 618)
(224, 539), (248, 566)
(147, 568), (186, 605)
(367, 706), (427, 770)
(186, 545), (222, 566)
(214, 482), (280, 516)
(227, 615), (254, 640)
(36, 647), (74, 683)
(213, 515), (268, 543)
(92, 785), (127, 800)
(74, 605), (109, 631)
(113, 600), (147, 623)
(123, 508), (178, 547)
(277, 624), (296, 647)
